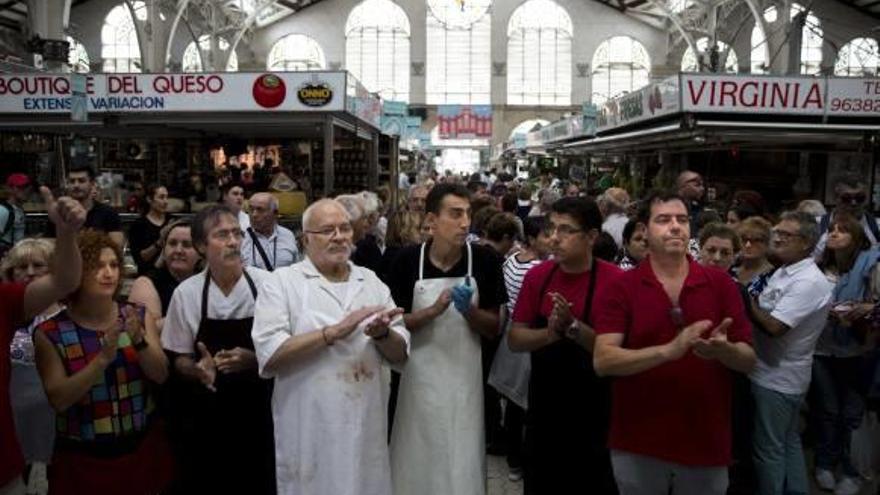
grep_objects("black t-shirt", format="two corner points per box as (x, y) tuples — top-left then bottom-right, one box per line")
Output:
(129, 215), (168, 275)
(45, 201), (122, 237)
(351, 234), (383, 275)
(388, 240), (507, 313)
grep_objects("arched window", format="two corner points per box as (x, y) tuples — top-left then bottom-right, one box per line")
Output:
(750, 23), (768, 74)
(835, 37), (878, 77)
(590, 36), (650, 107)
(509, 119), (549, 140)
(101, 1), (145, 73)
(681, 38), (738, 73)
(345, 0), (410, 102)
(792, 3), (823, 75)
(183, 35), (239, 72)
(668, 0), (694, 13)
(267, 34), (326, 71)
(507, 0), (572, 106)
(67, 36), (90, 73)
(426, 0), (492, 104)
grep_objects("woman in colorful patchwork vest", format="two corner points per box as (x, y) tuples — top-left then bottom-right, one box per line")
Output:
(33, 229), (173, 495)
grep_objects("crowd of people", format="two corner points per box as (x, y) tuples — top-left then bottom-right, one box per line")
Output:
(1, 163), (879, 495)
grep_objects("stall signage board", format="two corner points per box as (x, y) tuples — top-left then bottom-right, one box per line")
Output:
(0, 72), (347, 114)
(681, 75), (827, 115)
(383, 100), (408, 116)
(345, 75), (382, 128)
(597, 76), (679, 132)
(437, 105), (493, 139)
(825, 78), (880, 116)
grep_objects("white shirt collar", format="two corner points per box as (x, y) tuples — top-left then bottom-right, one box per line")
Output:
(780, 256), (814, 276)
(300, 256), (365, 282)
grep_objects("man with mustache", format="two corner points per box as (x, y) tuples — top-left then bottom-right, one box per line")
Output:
(161, 205), (275, 494)
(594, 190), (756, 495)
(253, 198), (409, 494)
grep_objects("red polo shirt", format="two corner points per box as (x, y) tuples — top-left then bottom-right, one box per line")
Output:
(0, 282), (26, 487)
(593, 257), (751, 467)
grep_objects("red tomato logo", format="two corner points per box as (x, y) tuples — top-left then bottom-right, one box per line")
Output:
(252, 74), (286, 108)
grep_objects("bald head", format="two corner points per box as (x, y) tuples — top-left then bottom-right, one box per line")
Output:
(303, 198), (350, 231)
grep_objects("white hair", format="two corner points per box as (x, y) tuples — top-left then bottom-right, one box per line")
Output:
(302, 198), (350, 230)
(335, 194), (365, 221)
(360, 191), (380, 216)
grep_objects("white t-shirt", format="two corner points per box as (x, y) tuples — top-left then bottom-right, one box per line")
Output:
(237, 210), (251, 233)
(161, 266), (270, 354)
(602, 212), (629, 249)
(750, 257), (833, 395)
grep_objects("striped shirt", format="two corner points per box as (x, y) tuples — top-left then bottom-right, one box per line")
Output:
(503, 252), (543, 314)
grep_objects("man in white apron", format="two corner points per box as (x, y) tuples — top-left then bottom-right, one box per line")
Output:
(252, 199), (410, 495)
(387, 183), (507, 495)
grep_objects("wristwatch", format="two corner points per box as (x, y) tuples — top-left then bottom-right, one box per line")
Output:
(133, 339), (149, 351)
(566, 321), (580, 339)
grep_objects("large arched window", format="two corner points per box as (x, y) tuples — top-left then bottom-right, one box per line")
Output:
(507, 0), (572, 106)
(267, 34), (326, 71)
(792, 3), (823, 75)
(750, 23), (768, 74)
(681, 38), (738, 73)
(590, 36), (650, 107)
(835, 37), (878, 77)
(426, 0), (492, 104)
(101, 1), (145, 73)
(345, 0), (410, 102)
(183, 35), (239, 72)
(67, 36), (90, 73)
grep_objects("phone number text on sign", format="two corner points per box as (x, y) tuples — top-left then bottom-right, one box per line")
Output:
(828, 79), (880, 115)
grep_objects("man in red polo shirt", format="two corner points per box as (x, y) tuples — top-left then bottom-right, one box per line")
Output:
(1, 187), (84, 495)
(594, 190), (756, 495)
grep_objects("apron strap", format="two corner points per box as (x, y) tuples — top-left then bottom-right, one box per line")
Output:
(418, 242), (427, 281)
(582, 258), (599, 326)
(465, 242), (473, 284)
(201, 270), (211, 323)
(242, 269), (259, 299)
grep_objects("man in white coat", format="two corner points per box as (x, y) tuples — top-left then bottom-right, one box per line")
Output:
(252, 198), (410, 495)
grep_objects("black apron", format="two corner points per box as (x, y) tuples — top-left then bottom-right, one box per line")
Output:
(523, 260), (617, 495)
(185, 270), (276, 494)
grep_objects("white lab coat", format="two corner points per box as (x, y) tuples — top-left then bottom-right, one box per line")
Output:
(252, 257), (410, 495)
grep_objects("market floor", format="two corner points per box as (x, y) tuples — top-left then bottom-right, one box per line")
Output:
(25, 455), (876, 494)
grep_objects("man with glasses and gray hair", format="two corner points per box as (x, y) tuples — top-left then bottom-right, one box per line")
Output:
(593, 190), (755, 495)
(252, 198), (409, 495)
(813, 172), (880, 258)
(746, 210), (833, 495)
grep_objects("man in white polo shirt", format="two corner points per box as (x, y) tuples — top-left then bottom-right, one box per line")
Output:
(746, 210), (833, 495)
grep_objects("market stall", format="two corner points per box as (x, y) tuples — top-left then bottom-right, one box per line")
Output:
(0, 70), (384, 203)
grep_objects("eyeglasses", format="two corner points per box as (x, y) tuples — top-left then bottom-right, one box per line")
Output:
(669, 306), (685, 328)
(771, 229), (802, 241)
(211, 228), (243, 241)
(838, 193), (867, 205)
(543, 223), (583, 237)
(741, 236), (767, 245)
(305, 224), (354, 238)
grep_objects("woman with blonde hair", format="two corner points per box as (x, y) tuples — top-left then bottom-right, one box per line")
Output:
(3, 238), (62, 493)
(33, 230), (172, 495)
(733, 216), (775, 296)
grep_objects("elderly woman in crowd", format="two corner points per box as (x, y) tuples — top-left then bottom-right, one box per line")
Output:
(34, 230), (172, 495)
(253, 198), (409, 495)
(614, 219), (648, 271)
(698, 222), (742, 272)
(3, 239), (62, 492)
